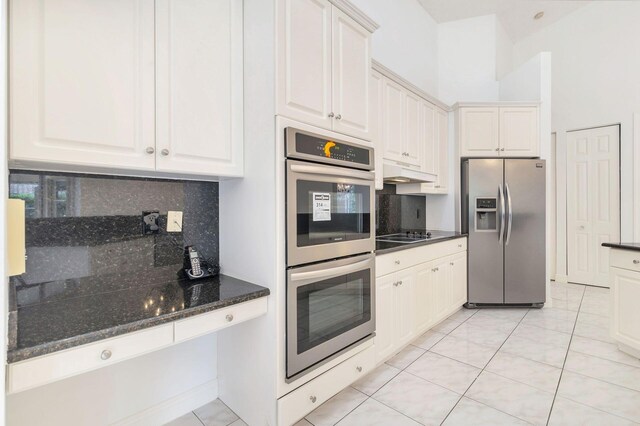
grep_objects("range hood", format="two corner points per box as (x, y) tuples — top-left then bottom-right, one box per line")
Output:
(383, 163), (437, 184)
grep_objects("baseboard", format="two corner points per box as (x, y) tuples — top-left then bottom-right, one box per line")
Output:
(554, 274), (568, 283)
(112, 379), (218, 426)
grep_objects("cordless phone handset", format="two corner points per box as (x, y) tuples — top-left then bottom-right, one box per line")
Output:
(187, 246), (204, 278)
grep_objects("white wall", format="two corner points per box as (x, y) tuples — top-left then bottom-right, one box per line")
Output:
(437, 15), (501, 104)
(512, 1), (640, 277)
(350, 0), (439, 95)
(495, 18), (513, 80)
(7, 335), (218, 425)
(1, 0), (7, 423)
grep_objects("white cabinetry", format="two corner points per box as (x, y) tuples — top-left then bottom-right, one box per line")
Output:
(609, 249), (640, 358)
(457, 104), (539, 158)
(277, 0), (374, 140)
(375, 238), (467, 363)
(370, 70), (384, 190)
(382, 78), (406, 163)
(10, 0), (243, 179)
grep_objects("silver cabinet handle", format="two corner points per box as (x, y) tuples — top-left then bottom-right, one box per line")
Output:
(328, 112), (335, 118)
(634, 260), (640, 265)
(499, 183), (505, 244)
(495, 147), (500, 151)
(393, 281), (399, 287)
(161, 149), (170, 156)
(450, 262), (454, 266)
(579, 225), (585, 230)
(336, 114), (342, 120)
(145, 147), (155, 154)
(356, 366), (363, 372)
(395, 260), (401, 265)
(100, 350), (112, 360)
(226, 314), (234, 322)
(458, 244), (462, 248)
(501, 148), (505, 151)
(310, 396), (317, 403)
(398, 280), (403, 285)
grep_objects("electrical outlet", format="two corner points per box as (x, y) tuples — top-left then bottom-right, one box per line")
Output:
(142, 211), (160, 235)
(167, 211), (183, 233)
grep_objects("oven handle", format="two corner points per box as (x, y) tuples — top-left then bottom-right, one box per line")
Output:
(290, 258), (373, 284)
(289, 164), (375, 181)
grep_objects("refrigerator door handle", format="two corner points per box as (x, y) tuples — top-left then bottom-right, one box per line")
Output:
(498, 183), (505, 243)
(505, 182), (513, 245)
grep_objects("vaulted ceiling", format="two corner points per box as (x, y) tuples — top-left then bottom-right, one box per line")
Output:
(417, 0), (590, 41)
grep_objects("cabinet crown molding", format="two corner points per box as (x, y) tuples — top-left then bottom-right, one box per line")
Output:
(372, 59), (451, 112)
(453, 101), (541, 109)
(328, 0), (379, 33)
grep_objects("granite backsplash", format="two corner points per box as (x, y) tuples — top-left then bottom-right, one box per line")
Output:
(376, 184), (426, 235)
(9, 171), (219, 308)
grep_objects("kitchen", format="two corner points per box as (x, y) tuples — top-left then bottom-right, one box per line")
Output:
(1, 0), (640, 425)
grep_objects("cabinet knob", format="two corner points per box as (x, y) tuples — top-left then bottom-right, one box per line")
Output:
(356, 366), (363, 372)
(458, 244), (462, 248)
(495, 148), (500, 151)
(226, 314), (234, 322)
(634, 260), (640, 265)
(161, 149), (170, 156)
(393, 281), (398, 287)
(500, 148), (505, 151)
(100, 350), (112, 361)
(328, 112), (335, 118)
(450, 262), (454, 266)
(310, 395), (317, 403)
(398, 280), (403, 285)
(336, 114), (342, 120)
(145, 147), (155, 154)
(395, 260), (401, 265)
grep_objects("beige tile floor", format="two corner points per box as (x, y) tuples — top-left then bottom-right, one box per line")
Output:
(167, 282), (640, 426)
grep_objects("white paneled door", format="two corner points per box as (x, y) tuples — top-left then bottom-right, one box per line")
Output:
(567, 125), (620, 287)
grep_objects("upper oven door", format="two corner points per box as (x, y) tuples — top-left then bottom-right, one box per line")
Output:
(287, 254), (375, 380)
(286, 159), (375, 267)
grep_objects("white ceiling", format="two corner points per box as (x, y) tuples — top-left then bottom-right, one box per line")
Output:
(417, 0), (590, 41)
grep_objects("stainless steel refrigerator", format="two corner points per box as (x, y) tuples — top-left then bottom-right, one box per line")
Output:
(461, 159), (546, 307)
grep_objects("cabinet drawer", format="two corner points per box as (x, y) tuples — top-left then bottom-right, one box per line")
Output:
(376, 237), (467, 277)
(174, 298), (268, 342)
(610, 249), (640, 273)
(8, 324), (174, 394)
(278, 345), (375, 426)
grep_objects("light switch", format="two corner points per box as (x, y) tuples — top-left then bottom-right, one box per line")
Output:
(167, 211), (183, 232)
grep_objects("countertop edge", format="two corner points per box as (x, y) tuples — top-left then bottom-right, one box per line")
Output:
(7, 287), (270, 364)
(602, 243), (640, 252)
(375, 234), (468, 255)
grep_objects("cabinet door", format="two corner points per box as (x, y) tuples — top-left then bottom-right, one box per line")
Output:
(421, 102), (437, 176)
(499, 107), (539, 157)
(432, 259), (451, 322)
(382, 79), (406, 163)
(375, 274), (396, 362)
(414, 262), (435, 333)
(10, 0), (156, 170)
(370, 71), (385, 190)
(277, 0), (332, 130)
(394, 270), (415, 348)
(155, 0), (243, 177)
(403, 92), (422, 167)
(611, 267), (640, 353)
(331, 7), (371, 140)
(435, 108), (449, 192)
(459, 107), (499, 157)
(449, 252), (467, 311)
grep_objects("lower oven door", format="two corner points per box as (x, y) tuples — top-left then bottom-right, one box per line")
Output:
(287, 254), (375, 380)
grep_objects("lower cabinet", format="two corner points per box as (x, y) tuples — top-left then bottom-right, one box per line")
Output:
(610, 249), (640, 357)
(375, 241), (467, 364)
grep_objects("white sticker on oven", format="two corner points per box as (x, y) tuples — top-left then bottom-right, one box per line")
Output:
(312, 192), (331, 221)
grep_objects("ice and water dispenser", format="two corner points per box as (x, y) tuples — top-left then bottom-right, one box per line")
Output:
(475, 198), (497, 232)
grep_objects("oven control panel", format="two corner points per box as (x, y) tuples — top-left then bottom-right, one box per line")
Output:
(286, 127), (373, 169)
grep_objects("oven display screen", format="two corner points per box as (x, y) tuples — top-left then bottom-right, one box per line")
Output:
(295, 133), (370, 165)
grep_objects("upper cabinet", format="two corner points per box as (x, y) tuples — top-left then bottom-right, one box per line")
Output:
(9, 0), (243, 179)
(370, 70), (385, 190)
(457, 104), (540, 158)
(277, 0), (376, 141)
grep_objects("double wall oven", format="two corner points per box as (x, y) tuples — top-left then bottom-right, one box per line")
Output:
(285, 127), (375, 381)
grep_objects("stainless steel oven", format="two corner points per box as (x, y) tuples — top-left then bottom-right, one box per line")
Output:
(286, 253), (375, 380)
(285, 127), (375, 267)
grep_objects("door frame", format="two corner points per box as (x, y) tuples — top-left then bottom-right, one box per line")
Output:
(566, 123), (621, 287)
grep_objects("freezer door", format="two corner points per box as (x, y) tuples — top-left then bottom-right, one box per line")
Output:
(504, 159), (546, 304)
(465, 159), (505, 304)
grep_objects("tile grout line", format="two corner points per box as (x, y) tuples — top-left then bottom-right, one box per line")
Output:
(544, 286), (586, 426)
(439, 308), (532, 425)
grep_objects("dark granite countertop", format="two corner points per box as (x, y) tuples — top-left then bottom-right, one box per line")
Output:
(376, 231), (467, 255)
(7, 266), (269, 363)
(602, 242), (640, 252)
